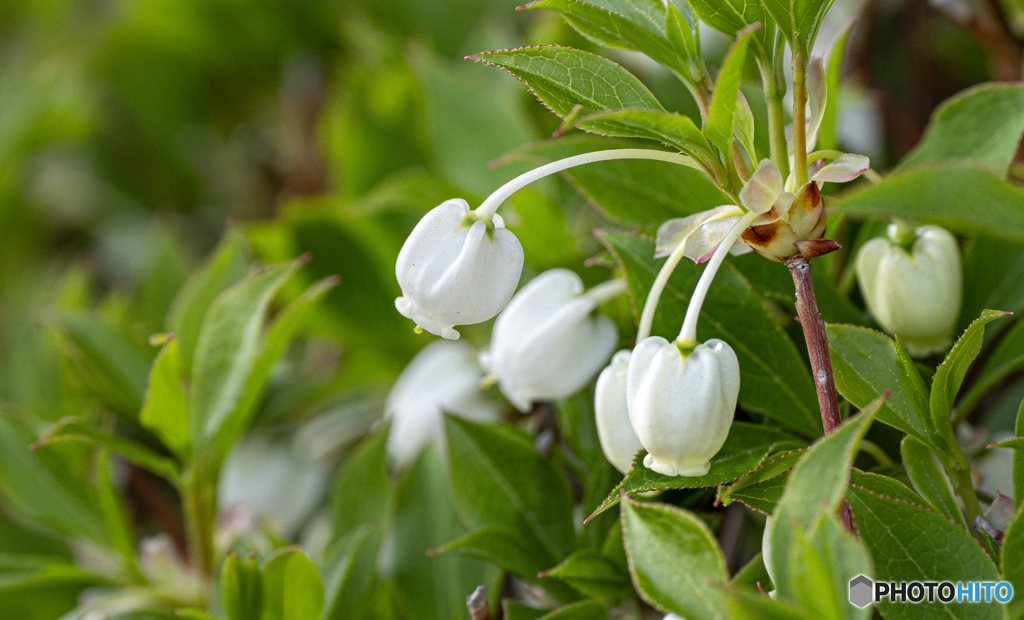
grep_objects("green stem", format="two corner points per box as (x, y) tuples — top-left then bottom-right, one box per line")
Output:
(945, 451), (1000, 558)
(182, 467), (217, 583)
(758, 59), (790, 181)
(793, 46), (809, 187)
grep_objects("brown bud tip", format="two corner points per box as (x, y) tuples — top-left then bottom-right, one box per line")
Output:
(794, 239), (841, 259)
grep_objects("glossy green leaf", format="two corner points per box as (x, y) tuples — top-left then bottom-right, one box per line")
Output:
(900, 436), (968, 529)
(827, 325), (932, 441)
(222, 553), (262, 620)
(717, 449), (804, 513)
(538, 599), (609, 619)
(392, 448), (500, 620)
(33, 418), (182, 487)
(622, 497), (728, 618)
(929, 310), (1010, 433)
(433, 526), (561, 594)
(831, 165), (1024, 242)
(848, 469), (924, 506)
(470, 46), (662, 120)
(446, 416), (576, 566)
(139, 338), (189, 457)
(847, 486), (1001, 619)
(542, 548), (633, 600)
(524, 0), (693, 81)
(503, 136), (731, 226)
(969, 318), (1024, 407)
(601, 231), (821, 435)
(795, 514), (872, 620)
(1002, 503), (1024, 619)
(666, 1), (703, 78)
(766, 394), (882, 602)
(959, 237), (1024, 331)
(588, 422), (801, 520)
(729, 589), (809, 620)
(901, 83), (1024, 177)
(724, 475), (787, 515)
(761, 0), (832, 47)
(259, 549), (324, 620)
(190, 260), (300, 451)
(704, 27), (755, 156)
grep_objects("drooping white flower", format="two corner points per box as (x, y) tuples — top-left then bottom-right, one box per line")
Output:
(856, 224), (962, 357)
(218, 433), (331, 537)
(626, 337), (740, 477)
(385, 340), (502, 466)
(480, 269), (621, 412)
(395, 198), (524, 340)
(595, 350), (643, 474)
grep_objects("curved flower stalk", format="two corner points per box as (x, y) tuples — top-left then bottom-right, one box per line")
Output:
(385, 340), (503, 466)
(856, 223), (963, 357)
(395, 149), (702, 338)
(480, 269), (624, 412)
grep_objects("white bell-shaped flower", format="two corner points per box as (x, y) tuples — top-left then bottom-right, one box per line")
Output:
(626, 337), (740, 477)
(385, 340), (502, 467)
(595, 350), (644, 474)
(481, 269), (620, 412)
(856, 224), (962, 357)
(395, 198), (524, 340)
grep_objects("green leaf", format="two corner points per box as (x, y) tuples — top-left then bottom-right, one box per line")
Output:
(729, 589), (808, 620)
(901, 83), (1024, 177)
(685, 0), (775, 54)
(166, 231), (250, 372)
(212, 276), (337, 459)
(139, 338), (190, 457)
(1002, 503), (1024, 618)
(542, 549), (633, 600)
(717, 449), (804, 513)
(621, 497), (729, 619)
(321, 528), (382, 620)
(573, 108), (718, 169)
(222, 554), (262, 620)
(432, 526), (559, 594)
(827, 325), (932, 442)
(504, 601), (547, 620)
(970, 317), (1024, 407)
(538, 599), (609, 619)
(959, 237), (1024, 331)
(600, 231), (822, 435)
(666, 1), (704, 77)
(33, 418), (182, 487)
(470, 46), (663, 120)
(704, 27), (755, 156)
(56, 312), (152, 417)
(503, 136), (731, 226)
(330, 431), (391, 539)
(761, 0), (832, 48)
(588, 422), (801, 521)
(189, 259), (300, 455)
(788, 514), (872, 620)
(766, 394), (883, 602)
(259, 549), (324, 620)
(524, 0), (695, 82)
(1016, 396), (1024, 512)
(446, 416), (577, 565)
(831, 165), (1024, 243)
(0, 415), (106, 543)
(392, 448), (501, 620)
(848, 469), (924, 506)
(847, 486), (1001, 619)
(929, 310), (1010, 433)
(900, 437), (968, 530)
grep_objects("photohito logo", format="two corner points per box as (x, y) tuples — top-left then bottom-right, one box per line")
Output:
(849, 575), (1014, 608)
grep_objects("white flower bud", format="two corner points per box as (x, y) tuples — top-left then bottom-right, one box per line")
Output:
(762, 515), (777, 599)
(395, 199), (524, 340)
(626, 337), (740, 477)
(480, 269), (620, 412)
(385, 340), (502, 467)
(595, 350), (643, 474)
(856, 224), (962, 357)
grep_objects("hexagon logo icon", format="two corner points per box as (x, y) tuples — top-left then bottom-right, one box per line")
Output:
(849, 575), (874, 609)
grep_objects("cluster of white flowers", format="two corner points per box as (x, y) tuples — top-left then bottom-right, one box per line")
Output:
(384, 147), (969, 481)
